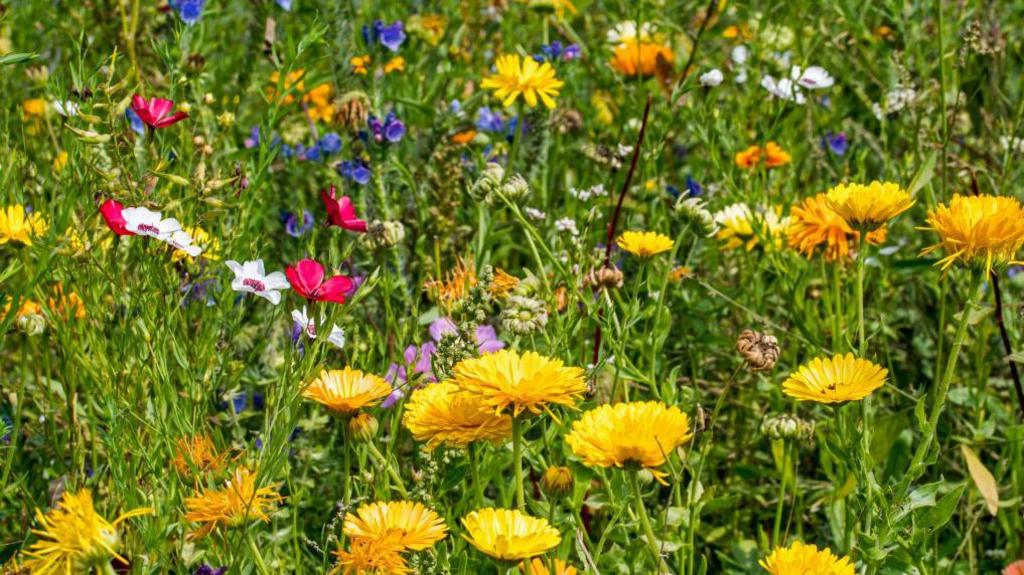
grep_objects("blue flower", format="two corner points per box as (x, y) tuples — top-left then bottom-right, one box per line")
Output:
(319, 132), (342, 154)
(822, 131), (848, 156)
(368, 113), (405, 144)
(374, 20), (406, 52)
(125, 108), (145, 135)
(231, 392), (247, 414)
(282, 209), (314, 238)
(685, 174), (704, 197)
(276, 0), (292, 10)
(338, 160), (372, 185)
(476, 107), (504, 133)
(169, 0), (206, 25)
(195, 566), (227, 575)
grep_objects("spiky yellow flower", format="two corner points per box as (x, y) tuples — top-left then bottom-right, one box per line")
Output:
(23, 489), (152, 575)
(920, 194), (1024, 274)
(482, 54), (564, 109)
(0, 204), (48, 246)
(331, 535), (411, 575)
(452, 349), (587, 417)
(402, 382), (513, 449)
(343, 501), (448, 552)
(787, 194), (887, 261)
(825, 181), (914, 230)
(425, 258), (478, 308)
(760, 541), (855, 575)
(616, 231), (674, 258)
(172, 434), (227, 475)
(183, 467), (281, 538)
(609, 41), (675, 77)
(782, 353), (887, 403)
(302, 367), (393, 415)
(520, 558), (578, 575)
(565, 401), (692, 484)
(461, 508), (560, 560)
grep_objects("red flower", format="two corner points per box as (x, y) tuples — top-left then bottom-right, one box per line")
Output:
(130, 94), (189, 129)
(99, 199), (133, 236)
(321, 185), (367, 232)
(286, 259), (354, 304)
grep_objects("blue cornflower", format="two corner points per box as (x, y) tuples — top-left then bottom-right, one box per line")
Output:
(319, 132), (342, 154)
(476, 107), (504, 133)
(125, 108), (145, 136)
(685, 174), (704, 197)
(375, 20), (406, 52)
(338, 160), (372, 185)
(367, 112), (405, 144)
(822, 131), (848, 156)
(169, 0), (206, 25)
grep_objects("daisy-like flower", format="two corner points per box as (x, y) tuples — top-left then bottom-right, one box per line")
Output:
(520, 558), (578, 575)
(183, 466), (281, 538)
(172, 434), (227, 475)
(343, 501), (448, 551)
(606, 21), (656, 45)
(714, 203), (789, 251)
(331, 535), (410, 575)
(402, 381), (513, 449)
(0, 204), (48, 246)
(824, 181), (914, 230)
(23, 489), (152, 574)
(461, 508), (560, 561)
(424, 257), (479, 308)
(452, 349), (587, 417)
(787, 194), (887, 261)
(565, 401), (692, 484)
(226, 259), (290, 305)
(302, 367), (393, 415)
(782, 353), (887, 403)
(616, 230), (674, 258)
(760, 541), (855, 575)
(609, 41), (675, 77)
(481, 54), (564, 109)
(920, 194), (1024, 274)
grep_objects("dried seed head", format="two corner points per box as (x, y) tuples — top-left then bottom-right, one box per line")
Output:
(760, 414), (815, 441)
(584, 265), (624, 290)
(736, 329), (779, 371)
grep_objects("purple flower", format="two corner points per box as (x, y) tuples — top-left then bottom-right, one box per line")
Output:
(367, 112), (405, 144)
(169, 0), (205, 24)
(429, 317), (504, 354)
(685, 174), (704, 197)
(244, 126), (261, 149)
(822, 131), (848, 156)
(282, 209), (314, 238)
(476, 107), (504, 133)
(338, 160), (372, 185)
(374, 20), (406, 52)
(194, 566), (227, 575)
(536, 41), (581, 62)
(319, 132), (342, 154)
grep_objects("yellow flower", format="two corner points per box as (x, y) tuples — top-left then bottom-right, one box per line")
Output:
(520, 558), (578, 575)
(384, 56), (406, 74)
(22, 98), (47, 117)
(331, 535), (411, 575)
(518, 0), (577, 18)
(53, 151), (68, 172)
(172, 434), (227, 475)
(268, 69), (306, 104)
(565, 401), (692, 484)
(782, 353), (887, 403)
(920, 194), (1024, 274)
(343, 501), (448, 552)
(452, 349), (587, 417)
(425, 257), (478, 309)
(304, 83), (335, 122)
(734, 145), (761, 169)
(47, 283), (87, 320)
(302, 367), (393, 415)
(407, 14), (447, 46)
(23, 489), (151, 574)
(616, 230), (674, 258)
(825, 181), (914, 230)
(461, 508), (560, 560)
(184, 466), (281, 538)
(490, 268), (520, 297)
(482, 54), (564, 109)
(760, 541), (855, 575)
(351, 55), (372, 75)
(714, 204), (788, 251)
(787, 194), (887, 261)
(403, 382), (513, 449)
(0, 204), (48, 246)
(609, 41), (675, 77)
(591, 90), (616, 125)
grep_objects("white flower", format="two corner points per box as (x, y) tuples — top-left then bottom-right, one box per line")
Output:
(524, 207), (546, 221)
(555, 217), (579, 237)
(761, 75), (806, 104)
(569, 184), (607, 202)
(291, 307), (346, 349)
(607, 21), (656, 45)
(791, 65), (834, 89)
(226, 259), (290, 305)
(734, 68), (749, 84)
(122, 207), (184, 239)
(699, 68), (724, 87)
(165, 230), (202, 257)
(52, 100), (79, 117)
(730, 45), (749, 65)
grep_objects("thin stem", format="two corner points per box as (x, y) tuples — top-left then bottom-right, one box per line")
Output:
(855, 235), (875, 537)
(628, 469), (666, 571)
(513, 416), (526, 510)
(771, 443), (789, 546)
(469, 443), (485, 507)
(991, 270), (1024, 421)
(247, 530), (272, 575)
(365, 439), (409, 497)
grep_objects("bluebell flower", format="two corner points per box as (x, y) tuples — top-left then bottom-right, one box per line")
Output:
(685, 174), (704, 197)
(282, 209), (314, 237)
(169, 0), (206, 25)
(319, 132), (342, 154)
(822, 131), (848, 156)
(338, 160), (372, 185)
(374, 20), (406, 52)
(125, 108), (146, 136)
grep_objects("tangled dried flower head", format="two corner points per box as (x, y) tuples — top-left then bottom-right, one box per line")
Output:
(336, 91), (371, 130)
(584, 265), (624, 291)
(736, 329), (780, 371)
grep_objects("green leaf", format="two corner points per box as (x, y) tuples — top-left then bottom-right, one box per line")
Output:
(907, 150), (937, 196)
(917, 484), (966, 530)
(0, 52), (37, 66)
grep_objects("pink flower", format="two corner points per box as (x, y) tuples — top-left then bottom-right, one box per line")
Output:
(99, 199), (133, 236)
(321, 185), (367, 232)
(285, 258), (354, 304)
(130, 94), (189, 129)
(1004, 560), (1024, 575)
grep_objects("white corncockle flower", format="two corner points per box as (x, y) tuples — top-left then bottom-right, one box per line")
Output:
(699, 69), (724, 87)
(524, 207), (546, 221)
(122, 207), (183, 238)
(791, 65), (834, 89)
(291, 307), (346, 349)
(730, 45), (749, 65)
(226, 259), (290, 305)
(555, 217), (579, 237)
(761, 75), (806, 104)
(52, 100), (79, 117)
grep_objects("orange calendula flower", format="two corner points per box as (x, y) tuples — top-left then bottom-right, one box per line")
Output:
(452, 349), (587, 417)
(172, 434), (227, 475)
(787, 194), (887, 261)
(184, 467), (281, 539)
(303, 367), (393, 415)
(331, 535), (410, 575)
(384, 56), (406, 74)
(342, 501), (448, 551)
(735, 142), (791, 169)
(490, 268), (519, 297)
(481, 54), (564, 109)
(520, 558), (578, 575)
(609, 41), (675, 77)
(920, 193), (1024, 274)
(425, 258), (478, 308)
(451, 130), (477, 145)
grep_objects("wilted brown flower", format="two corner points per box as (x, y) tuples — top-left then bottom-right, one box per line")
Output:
(336, 90), (371, 130)
(736, 329), (779, 371)
(549, 108), (583, 134)
(584, 265), (624, 290)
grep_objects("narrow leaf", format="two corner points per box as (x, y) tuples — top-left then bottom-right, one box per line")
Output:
(961, 445), (999, 516)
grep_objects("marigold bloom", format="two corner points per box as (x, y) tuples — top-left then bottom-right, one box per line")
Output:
(331, 535), (410, 575)
(735, 142), (790, 169)
(825, 181), (914, 229)
(351, 55), (372, 75)
(384, 57), (406, 74)
(172, 434), (226, 475)
(520, 558), (578, 575)
(782, 353), (887, 403)
(609, 41), (674, 76)
(184, 467), (281, 538)
(461, 508), (560, 560)
(616, 230), (674, 258)
(452, 349), (587, 417)
(343, 501), (448, 551)
(402, 381), (513, 449)
(481, 54), (564, 109)
(760, 541), (855, 575)
(787, 194), (887, 261)
(920, 194), (1024, 274)
(303, 367), (393, 415)
(23, 489), (152, 574)
(565, 401), (692, 484)
(424, 258), (478, 308)
(0, 204), (48, 246)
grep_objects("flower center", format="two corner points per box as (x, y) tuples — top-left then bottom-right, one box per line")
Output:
(242, 278), (266, 291)
(137, 223), (160, 234)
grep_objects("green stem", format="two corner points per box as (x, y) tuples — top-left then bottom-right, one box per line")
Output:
(247, 531), (272, 575)
(512, 417), (526, 510)
(506, 102), (524, 179)
(855, 235), (875, 538)
(469, 443), (485, 507)
(366, 439), (409, 497)
(771, 443), (789, 546)
(628, 469), (665, 571)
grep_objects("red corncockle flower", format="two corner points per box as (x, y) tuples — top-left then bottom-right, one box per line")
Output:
(99, 199), (133, 236)
(286, 258), (354, 304)
(130, 94), (189, 129)
(321, 185), (367, 232)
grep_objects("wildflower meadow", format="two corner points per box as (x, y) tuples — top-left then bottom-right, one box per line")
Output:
(3, 1), (1024, 573)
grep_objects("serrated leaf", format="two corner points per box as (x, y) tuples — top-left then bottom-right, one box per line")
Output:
(961, 445), (999, 516)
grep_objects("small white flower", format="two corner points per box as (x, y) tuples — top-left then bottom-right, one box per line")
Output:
(730, 45), (749, 65)
(699, 69), (724, 87)
(291, 307), (346, 349)
(734, 68), (749, 84)
(569, 184), (607, 202)
(524, 207), (546, 221)
(791, 65), (834, 89)
(555, 217), (579, 237)
(226, 259), (290, 305)
(761, 75), (806, 104)
(122, 207), (183, 238)
(52, 100), (79, 117)
(606, 21), (656, 45)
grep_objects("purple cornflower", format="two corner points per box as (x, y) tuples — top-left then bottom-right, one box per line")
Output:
(338, 160), (372, 185)
(535, 41), (581, 62)
(685, 174), (704, 197)
(367, 112), (406, 144)
(282, 209), (314, 237)
(476, 107), (504, 133)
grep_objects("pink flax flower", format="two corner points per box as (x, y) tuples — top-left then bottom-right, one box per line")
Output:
(320, 185), (367, 232)
(285, 258), (354, 304)
(130, 94), (189, 129)
(99, 198), (133, 236)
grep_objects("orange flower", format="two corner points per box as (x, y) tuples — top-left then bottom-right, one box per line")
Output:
(451, 130), (477, 145)
(47, 284), (87, 320)
(609, 41), (674, 76)
(384, 57), (406, 74)
(172, 434), (227, 475)
(734, 145), (761, 169)
(351, 55), (371, 75)
(735, 141), (790, 169)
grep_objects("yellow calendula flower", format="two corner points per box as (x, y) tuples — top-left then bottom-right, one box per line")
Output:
(461, 508), (560, 561)
(760, 541), (855, 575)
(184, 466), (281, 538)
(565, 401), (692, 484)
(609, 41), (674, 77)
(0, 204), (48, 246)
(452, 349), (587, 417)
(782, 353), (887, 403)
(616, 230), (674, 258)
(920, 193), (1024, 274)
(23, 489), (152, 575)
(172, 434), (227, 475)
(787, 193), (887, 262)
(331, 535), (411, 575)
(825, 181), (914, 230)
(714, 203), (788, 251)
(303, 367), (393, 415)
(482, 54), (564, 109)
(520, 558), (578, 575)
(343, 501), (448, 552)
(402, 381), (513, 449)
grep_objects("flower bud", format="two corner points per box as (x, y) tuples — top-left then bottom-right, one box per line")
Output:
(540, 466), (574, 498)
(499, 173), (531, 203)
(470, 162), (504, 203)
(584, 265), (624, 290)
(348, 413), (379, 441)
(760, 414), (814, 441)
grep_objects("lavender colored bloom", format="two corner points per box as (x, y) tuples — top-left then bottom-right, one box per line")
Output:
(476, 107), (504, 133)
(562, 44), (581, 60)
(283, 209), (314, 238)
(368, 113), (405, 144)
(822, 131), (848, 156)
(374, 20), (406, 52)
(475, 324), (505, 353)
(195, 566), (227, 575)
(125, 108), (145, 135)
(276, 0), (292, 10)
(169, 0), (205, 25)
(381, 388), (405, 409)
(338, 160), (372, 185)
(244, 126), (261, 148)
(537, 41), (580, 62)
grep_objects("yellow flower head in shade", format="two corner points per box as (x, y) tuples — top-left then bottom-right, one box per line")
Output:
(760, 541), (855, 575)
(565, 401), (693, 484)
(714, 204), (789, 251)
(782, 353), (887, 404)
(331, 535), (411, 575)
(302, 367), (393, 415)
(825, 181), (914, 229)
(616, 231), (674, 258)
(384, 56), (406, 74)
(172, 434), (227, 475)
(609, 41), (675, 77)
(406, 14), (447, 46)
(461, 508), (560, 561)
(481, 54), (564, 109)
(23, 489), (152, 574)
(0, 204), (48, 246)
(520, 558), (578, 575)
(787, 194), (888, 262)
(22, 98), (48, 117)
(402, 382), (513, 449)
(343, 501), (448, 552)
(424, 257), (478, 309)
(452, 349), (587, 417)
(920, 194), (1024, 274)
(183, 467), (281, 539)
